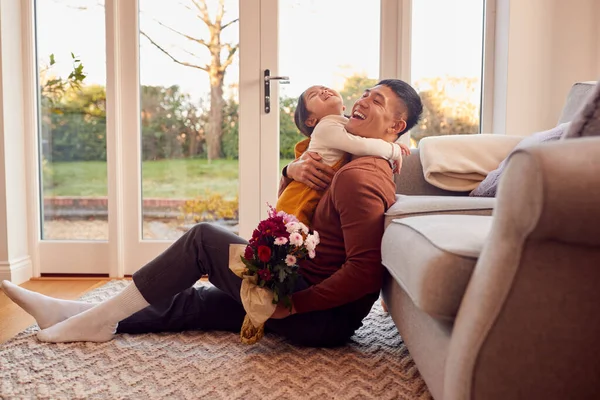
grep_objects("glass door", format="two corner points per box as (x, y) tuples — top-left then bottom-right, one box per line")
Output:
(121, 0), (258, 275)
(35, 0), (110, 274)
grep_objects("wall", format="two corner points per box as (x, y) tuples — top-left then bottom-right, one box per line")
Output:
(493, 0), (599, 136)
(0, 0), (32, 283)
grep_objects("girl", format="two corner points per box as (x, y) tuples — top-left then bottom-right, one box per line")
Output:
(277, 85), (409, 226)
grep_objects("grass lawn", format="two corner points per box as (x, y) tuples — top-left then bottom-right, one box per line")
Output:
(44, 159), (294, 199)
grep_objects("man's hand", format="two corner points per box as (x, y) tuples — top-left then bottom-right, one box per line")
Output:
(286, 152), (336, 191)
(270, 302), (296, 319)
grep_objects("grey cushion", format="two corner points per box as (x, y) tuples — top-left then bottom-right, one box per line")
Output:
(470, 123), (570, 197)
(384, 194), (495, 228)
(382, 215), (493, 320)
(563, 81), (600, 139)
(558, 81), (598, 125)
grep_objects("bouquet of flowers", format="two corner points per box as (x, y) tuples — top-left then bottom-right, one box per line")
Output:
(228, 205), (319, 344)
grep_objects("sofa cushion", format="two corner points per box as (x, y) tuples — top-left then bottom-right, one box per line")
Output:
(384, 194), (495, 228)
(558, 81), (597, 124)
(382, 215), (493, 320)
(563, 81), (600, 139)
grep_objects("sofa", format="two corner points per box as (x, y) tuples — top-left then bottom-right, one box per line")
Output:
(381, 81), (600, 399)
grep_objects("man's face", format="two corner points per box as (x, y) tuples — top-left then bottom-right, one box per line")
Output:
(345, 85), (406, 142)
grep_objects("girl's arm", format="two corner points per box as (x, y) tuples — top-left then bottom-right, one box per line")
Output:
(312, 116), (402, 160)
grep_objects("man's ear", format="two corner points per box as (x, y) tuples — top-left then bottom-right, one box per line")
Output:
(305, 117), (318, 128)
(391, 119), (407, 136)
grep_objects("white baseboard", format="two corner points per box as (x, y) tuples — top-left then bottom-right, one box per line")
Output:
(0, 256), (33, 285)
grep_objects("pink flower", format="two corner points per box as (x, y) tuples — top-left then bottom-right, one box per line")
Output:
(274, 237), (288, 246)
(289, 232), (303, 246)
(285, 255), (297, 266)
(308, 249), (316, 259)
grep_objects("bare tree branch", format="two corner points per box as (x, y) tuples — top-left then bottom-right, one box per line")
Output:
(221, 18), (239, 31)
(220, 44), (238, 70)
(140, 31), (208, 72)
(153, 17), (210, 49)
(215, 0), (225, 26)
(180, 47), (205, 62)
(191, 0), (211, 25)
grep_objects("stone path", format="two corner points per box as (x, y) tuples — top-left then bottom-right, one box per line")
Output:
(43, 219), (238, 241)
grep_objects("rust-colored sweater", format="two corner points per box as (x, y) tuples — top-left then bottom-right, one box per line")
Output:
(290, 156), (397, 314)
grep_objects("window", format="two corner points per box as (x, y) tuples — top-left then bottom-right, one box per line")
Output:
(409, 0), (485, 146)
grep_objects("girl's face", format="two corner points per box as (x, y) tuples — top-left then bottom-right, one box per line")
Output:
(303, 86), (345, 122)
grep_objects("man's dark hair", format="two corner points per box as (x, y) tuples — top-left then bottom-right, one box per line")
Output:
(378, 79), (423, 136)
(294, 92), (314, 137)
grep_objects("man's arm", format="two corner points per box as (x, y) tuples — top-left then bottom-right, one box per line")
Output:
(279, 152), (337, 196)
(291, 163), (392, 313)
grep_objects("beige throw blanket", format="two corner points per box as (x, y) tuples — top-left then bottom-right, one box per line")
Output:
(419, 134), (525, 191)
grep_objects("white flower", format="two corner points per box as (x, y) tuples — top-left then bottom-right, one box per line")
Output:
(304, 232), (320, 252)
(298, 222), (309, 234)
(286, 222), (300, 234)
(285, 255), (297, 266)
(289, 232), (303, 246)
(308, 249), (316, 259)
(274, 237), (288, 246)
(312, 230), (320, 244)
(305, 236), (317, 252)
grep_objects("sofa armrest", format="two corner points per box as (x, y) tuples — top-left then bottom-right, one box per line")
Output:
(394, 149), (470, 196)
(444, 138), (600, 400)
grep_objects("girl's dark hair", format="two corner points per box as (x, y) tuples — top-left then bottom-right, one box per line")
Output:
(294, 92), (314, 137)
(378, 79), (423, 136)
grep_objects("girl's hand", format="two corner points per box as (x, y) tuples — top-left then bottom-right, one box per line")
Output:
(286, 152), (336, 191)
(399, 143), (411, 156)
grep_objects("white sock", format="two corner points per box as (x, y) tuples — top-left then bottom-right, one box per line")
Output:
(1, 280), (96, 329)
(36, 282), (150, 343)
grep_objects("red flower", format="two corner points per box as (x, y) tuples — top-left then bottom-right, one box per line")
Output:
(257, 245), (272, 262)
(244, 245), (254, 260)
(258, 268), (272, 282)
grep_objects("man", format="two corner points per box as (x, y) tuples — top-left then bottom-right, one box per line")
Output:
(2, 79), (423, 347)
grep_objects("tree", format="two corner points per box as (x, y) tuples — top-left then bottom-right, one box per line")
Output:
(140, 0), (238, 161)
(279, 97), (305, 159)
(140, 85), (205, 160)
(410, 76), (480, 143)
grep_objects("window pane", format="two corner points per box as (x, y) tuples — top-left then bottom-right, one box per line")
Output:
(139, 0), (239, 240)
(278, 0), (381, 166)
(36, 0), (108, 240)
(410, 0), (484, 145)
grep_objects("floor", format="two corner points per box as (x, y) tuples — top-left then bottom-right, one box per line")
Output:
(0, 279), (109, 344)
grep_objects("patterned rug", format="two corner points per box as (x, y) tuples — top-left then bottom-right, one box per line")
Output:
(1, 281), (432, 399)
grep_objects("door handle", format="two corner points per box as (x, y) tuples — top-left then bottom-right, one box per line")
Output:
(264, 69), (290, 114)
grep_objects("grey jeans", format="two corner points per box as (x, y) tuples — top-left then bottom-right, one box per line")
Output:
(117, 223), (378, 347)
